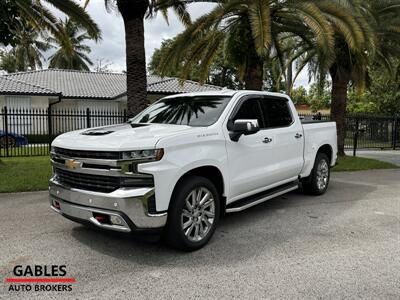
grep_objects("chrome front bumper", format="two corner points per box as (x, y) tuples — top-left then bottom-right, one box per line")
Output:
(49, 177), (167, 233)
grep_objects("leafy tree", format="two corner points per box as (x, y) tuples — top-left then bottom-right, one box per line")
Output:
(148, 39), (179, 76)
(306, 82), (331, 112)
(347, 65), (400, 115)
(0, 49), (17, 73)
(0, 0), (100, 46)
(48, 19), (93, 71)
(149, 38), (242, 89)
(0, 0), (20, 46)
(0, 21), (50, 73)
(14, 23), (51, 71)
(264, 56), (286, 92)
(291, 86), (308, 105)
(209, 49), (243, 90)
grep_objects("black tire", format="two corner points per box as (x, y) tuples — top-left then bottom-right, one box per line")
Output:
(302, 153), (330, 195)
(164, 176), (220, 251)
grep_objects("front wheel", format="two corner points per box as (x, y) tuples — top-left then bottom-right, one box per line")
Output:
(302, 153), (331, 195)
(164, 176), (220, 251)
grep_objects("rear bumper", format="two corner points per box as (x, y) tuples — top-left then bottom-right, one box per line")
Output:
(49, 177), (167, 233)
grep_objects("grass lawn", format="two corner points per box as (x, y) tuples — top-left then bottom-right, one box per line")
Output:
(0, 154), (398, 193)
(0, 156), (51, 193)
(332, 156), (398, 172)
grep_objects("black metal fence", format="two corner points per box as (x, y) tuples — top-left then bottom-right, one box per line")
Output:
(1, 107), (127, 157)
(300, 113), (399, 153)
(0, 106), (399, 157)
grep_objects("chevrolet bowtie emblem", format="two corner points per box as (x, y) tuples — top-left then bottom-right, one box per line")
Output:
(65, 159), (81, 170)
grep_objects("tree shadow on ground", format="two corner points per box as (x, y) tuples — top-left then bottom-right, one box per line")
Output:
(71, 178), (376, 268)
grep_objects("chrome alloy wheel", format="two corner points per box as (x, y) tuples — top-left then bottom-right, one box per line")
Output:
(181, 187), (215, 242)
(316, 159), (329, 191)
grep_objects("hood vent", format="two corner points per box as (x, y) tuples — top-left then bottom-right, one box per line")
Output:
(81, 130), (114, 136)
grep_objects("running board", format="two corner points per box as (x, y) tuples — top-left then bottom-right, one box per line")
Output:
(225, 181), (299, 213)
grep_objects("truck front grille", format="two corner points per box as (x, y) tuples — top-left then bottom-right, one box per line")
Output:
(53, 147), (121, 160)
(54, 168), (154, 193)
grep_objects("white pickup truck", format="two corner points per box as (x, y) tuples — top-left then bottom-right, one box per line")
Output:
(49, 91), (337, 250)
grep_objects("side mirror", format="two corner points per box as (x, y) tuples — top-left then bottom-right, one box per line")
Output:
(229, 119), (260, 142)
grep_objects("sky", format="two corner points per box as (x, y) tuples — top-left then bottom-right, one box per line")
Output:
(70, 1), (310, 88)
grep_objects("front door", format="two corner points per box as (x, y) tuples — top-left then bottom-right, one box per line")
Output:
(225, 95), (304, 201)
(225, 96), (276, 200)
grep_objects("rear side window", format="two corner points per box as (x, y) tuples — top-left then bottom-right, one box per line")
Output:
(232, 98), (264, 127)
(260, 98), (293, 128)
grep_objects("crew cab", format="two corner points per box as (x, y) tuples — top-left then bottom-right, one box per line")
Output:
(49, 91), (337, 251)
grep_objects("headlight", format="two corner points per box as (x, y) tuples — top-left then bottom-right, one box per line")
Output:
(122, 149), (164, 162)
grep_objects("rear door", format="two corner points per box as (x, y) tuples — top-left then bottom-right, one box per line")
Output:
(259, 96), (304, 182)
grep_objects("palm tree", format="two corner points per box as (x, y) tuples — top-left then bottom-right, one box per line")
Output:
(48, 19), (93, 71)
(13, 22), (51, 71)
(288, 0), (400, 155)
(102, 0), (192, 117)
(0, 50), (18, 73)
(11, 0), (100, 42)
(0, 21), (50, 73)
(158, 0), (340, 91)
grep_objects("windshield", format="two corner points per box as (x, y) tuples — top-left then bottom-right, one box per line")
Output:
(130, 96), (232, 127)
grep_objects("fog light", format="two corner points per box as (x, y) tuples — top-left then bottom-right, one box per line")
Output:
(93, 213), (109, 223)
(110, 215), (124, 226)
(53, 200), (60, 209)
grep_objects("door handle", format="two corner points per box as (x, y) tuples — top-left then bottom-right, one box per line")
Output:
(295, 133), (303, 139)
(263, 137), (273, 144)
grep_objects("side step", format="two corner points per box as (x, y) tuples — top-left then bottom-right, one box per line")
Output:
(225, 180), (299, 213)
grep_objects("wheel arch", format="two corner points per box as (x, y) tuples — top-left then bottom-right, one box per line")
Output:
(317, 144), (333, 164)
(170, 165), (226, 215)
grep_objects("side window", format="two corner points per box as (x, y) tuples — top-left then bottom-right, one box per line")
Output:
(260, 98), (293, 128)
(232, 98), (264, 127)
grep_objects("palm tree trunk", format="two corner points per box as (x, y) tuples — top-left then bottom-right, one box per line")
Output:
(330, 71), (350, 156)
(220, 66), (227, 87)
(244, 44), (264, 90)
(123, 17), (147, 117)
(286, 61), (293, 96)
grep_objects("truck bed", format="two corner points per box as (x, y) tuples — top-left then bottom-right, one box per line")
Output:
(301, 121), (337, 177)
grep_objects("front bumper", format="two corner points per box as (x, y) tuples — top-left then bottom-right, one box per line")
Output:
(49, 177), (167, 233)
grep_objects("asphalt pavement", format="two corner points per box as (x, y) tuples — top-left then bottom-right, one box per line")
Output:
(1, 169), (399, 299)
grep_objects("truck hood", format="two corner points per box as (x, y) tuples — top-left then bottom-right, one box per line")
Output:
(52, 123), (196, 151)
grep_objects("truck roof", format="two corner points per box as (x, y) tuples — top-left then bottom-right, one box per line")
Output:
(162, 90), (290, 99)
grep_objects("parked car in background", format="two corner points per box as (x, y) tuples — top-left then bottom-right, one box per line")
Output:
(0, 131), (28, 148)
(49, 91), (337, 251)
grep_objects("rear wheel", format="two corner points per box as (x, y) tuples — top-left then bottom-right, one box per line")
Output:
(164, 176), (220, 251)
(302, 153), (330, 195)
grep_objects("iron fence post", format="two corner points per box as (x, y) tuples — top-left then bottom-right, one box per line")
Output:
(394, 115), (398, 150)
(3, 106), (9, 157)
(47, 107), (52, 150)
(353, 118), (359, 157)
(86, 108), (91, 128)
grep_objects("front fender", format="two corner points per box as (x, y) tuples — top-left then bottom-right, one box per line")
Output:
(139, 137), (228, 212)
